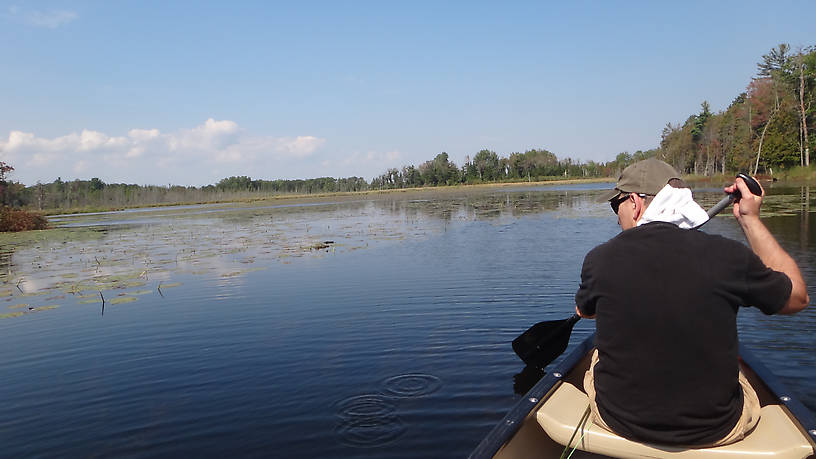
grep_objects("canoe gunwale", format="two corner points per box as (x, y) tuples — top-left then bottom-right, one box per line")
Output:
(468, 332), (597, 459)
(738, 342), (816, 447)
(469, 333), (816, 458)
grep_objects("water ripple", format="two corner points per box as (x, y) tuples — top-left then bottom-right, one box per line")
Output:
(335, 394), (397, 419)
(334, 415), (405, 448)
(380, 373), (442, 398)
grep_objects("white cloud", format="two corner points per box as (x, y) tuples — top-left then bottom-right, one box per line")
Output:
(7, 6), (78, 28)
(128, 128), (159, 141)
(277, 136), (326, 157)
(171, 118), (240, 152)
(0, 119), (328, 185)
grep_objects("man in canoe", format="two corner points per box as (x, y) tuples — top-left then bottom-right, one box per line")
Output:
(574, 158), (809, 447)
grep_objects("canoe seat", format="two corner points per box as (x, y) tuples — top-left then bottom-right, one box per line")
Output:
(536, 382), (814, 458)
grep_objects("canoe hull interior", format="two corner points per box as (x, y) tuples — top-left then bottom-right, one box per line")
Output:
(471, 334), (816, 459)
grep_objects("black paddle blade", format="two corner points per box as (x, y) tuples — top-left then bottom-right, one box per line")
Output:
(512, 313), (580, 369)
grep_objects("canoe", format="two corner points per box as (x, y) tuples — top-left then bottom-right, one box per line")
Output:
(470, 333), (816, 459)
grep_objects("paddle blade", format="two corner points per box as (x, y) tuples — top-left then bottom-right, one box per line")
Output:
(512, 314), (580, 369)
(513, 364), (545, 395)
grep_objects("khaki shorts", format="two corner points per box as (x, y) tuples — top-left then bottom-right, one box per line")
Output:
(583, 349), (761, 447)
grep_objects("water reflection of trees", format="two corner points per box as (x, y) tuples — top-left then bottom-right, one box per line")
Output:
(370, 190), (597, 223)
(800, 186), (810, 251)
(0, 249), (12, 282)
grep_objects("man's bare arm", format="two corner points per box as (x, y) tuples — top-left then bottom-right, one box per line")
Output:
(726, 178), (810, 314)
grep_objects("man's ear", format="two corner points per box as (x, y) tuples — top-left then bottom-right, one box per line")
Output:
(632, 194), (645, 221)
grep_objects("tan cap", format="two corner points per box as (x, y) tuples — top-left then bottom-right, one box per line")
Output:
(598, 158), (681, 202)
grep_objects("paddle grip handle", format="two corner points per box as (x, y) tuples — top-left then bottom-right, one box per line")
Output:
(706, 173), (762, 218)
(733, 173), (763, 200)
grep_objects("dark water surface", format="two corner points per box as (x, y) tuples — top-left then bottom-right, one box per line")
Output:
(1, 184), (814, 458)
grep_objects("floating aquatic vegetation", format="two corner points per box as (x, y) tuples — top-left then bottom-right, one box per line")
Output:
(78, 298), (102, 304)
(8, 303), (28, 309)
(305, 241), (334, 251)
(110, 297), (138, 305)
(31, 305), (59, 312)
(8, 186), (774, 324)
(0, 311), (27, 319)
(123, 281), (147, 288)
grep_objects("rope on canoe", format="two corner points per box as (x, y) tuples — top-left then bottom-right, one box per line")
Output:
(560, 406), (591, 459)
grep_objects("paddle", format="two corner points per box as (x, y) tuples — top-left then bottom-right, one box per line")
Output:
(512, 173), (763, 370)
(697, 173), (763, 228)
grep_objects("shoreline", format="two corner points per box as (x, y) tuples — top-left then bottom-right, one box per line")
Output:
(39, 177), (616, 217)
(24, 173), (812, 218)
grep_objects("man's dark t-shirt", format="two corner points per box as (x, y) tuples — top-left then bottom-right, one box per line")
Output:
(575, 222), (791, 446)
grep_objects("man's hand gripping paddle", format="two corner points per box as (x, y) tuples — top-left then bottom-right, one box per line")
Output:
(511, 173), (763, 370)
(697, 173), (763, 229)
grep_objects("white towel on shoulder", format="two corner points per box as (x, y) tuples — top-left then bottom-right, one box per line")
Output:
(637, 184), (709, 229)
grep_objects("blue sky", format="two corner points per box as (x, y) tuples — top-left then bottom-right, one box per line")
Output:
(2, 1), (815, 186)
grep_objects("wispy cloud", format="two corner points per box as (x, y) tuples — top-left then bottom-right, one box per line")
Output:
(320, 150), (402, 175)
(7, 6), (78, 28)
(0, 119), (327, 185)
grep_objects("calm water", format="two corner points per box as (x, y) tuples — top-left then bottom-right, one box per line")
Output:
(0, 184), (814, 458)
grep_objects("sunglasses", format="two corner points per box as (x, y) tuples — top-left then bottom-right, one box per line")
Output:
(610, 192), (647, 214)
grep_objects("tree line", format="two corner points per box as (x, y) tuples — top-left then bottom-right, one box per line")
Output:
(660, 43), (815, 175)
(0, 147), (649, 213)
(0, 174), (370, 212)
(368, 149), (653, 189)
(372, 43), (815, 187)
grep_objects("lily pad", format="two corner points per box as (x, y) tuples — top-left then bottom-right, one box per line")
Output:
(242, 267), (267, 274)
(123, 281), (147, 288)
(79, 298), (103, 304)
(159, 282), (182, 288)
(0, 311), (27, 319)
(111, 296), (138, 305)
